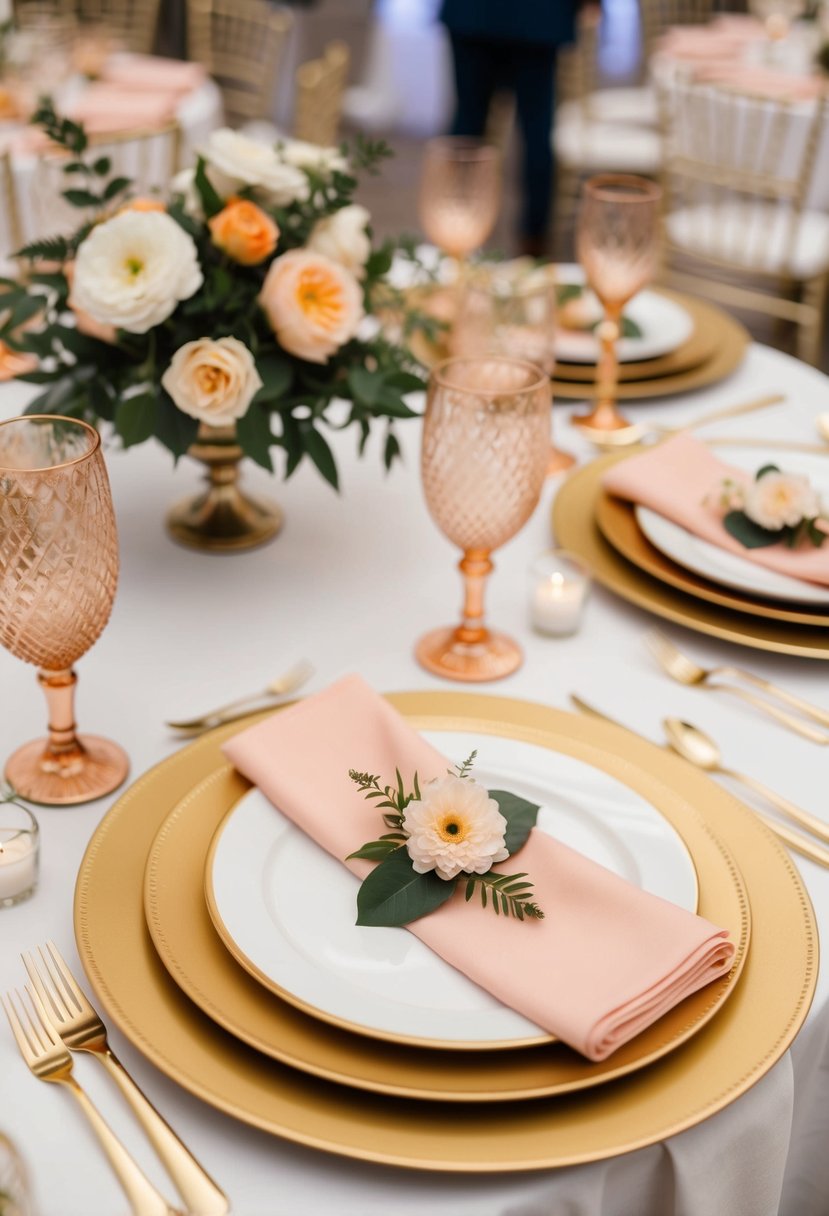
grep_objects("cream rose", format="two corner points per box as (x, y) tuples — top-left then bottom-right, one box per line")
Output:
(307, 204), (371, 278)
(403, 775), (509, 882)
(259, 249), (364, 364)
(161, 337), (263, 427)
(71, 211), (203, 334)
(279, 138), (349, 176)
(204, 128), (309, 206)
(743, 471), (823, 531)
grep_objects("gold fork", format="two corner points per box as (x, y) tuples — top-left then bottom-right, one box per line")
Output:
(646, 631), (829, 741)
(165, 659), (313, 733)
(3, 986), (180, 1216)
(22, 942), (228, 1216)
(584, 392), (786, 448)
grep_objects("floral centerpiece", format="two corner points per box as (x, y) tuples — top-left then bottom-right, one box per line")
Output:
(0, 101), (426, 551)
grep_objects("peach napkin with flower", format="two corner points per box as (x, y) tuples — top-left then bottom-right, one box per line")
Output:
(222, 674), (734, 1061)
(603, 432), (829, 585)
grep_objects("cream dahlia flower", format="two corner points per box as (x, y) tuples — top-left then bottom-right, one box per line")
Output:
(161, 337), (263, 427)
(279, 138), (349, 176)
(259, 249), (364, 364)
(307, 204), (371, 278)
(403, 775), (509, 882)
(204, 128), (309, 206)
(71, 211), (203, 334)
(743, 471), (822, 531)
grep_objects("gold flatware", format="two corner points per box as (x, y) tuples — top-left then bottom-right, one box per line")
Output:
(569, 695), (829, 867)
(663, 718), (829, 862)
(646, 631), (829, 744)
(645, 633), (829, 729)
(2, 987), (180, 1216)
(21, 942), (228, 1216)
(583, 392), (785, 448)
(165, 660), (313, 733)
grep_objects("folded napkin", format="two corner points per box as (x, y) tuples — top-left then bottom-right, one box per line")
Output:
(222, 675), (734, 1061)
(658, 26), (761, 61)
(691, 62), (827, 100)
(65, 83), (181, 132)
(603, 432), (829, 586)
(99, 53), (206, 96)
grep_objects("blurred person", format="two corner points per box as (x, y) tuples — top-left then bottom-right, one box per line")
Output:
(440, 0), (583, 257)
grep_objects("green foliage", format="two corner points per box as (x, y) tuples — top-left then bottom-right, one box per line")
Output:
(355, 847), (455, 927)
(489, 790), (541, 855)
(464, 871), (545, 920)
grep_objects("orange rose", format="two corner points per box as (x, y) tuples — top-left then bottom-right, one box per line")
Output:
(119, 198), (167, 214)
(209, 198), (279, 266)
(259, 249), (363, 364)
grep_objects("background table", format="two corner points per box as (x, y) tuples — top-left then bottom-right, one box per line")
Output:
(0, 343), (827, 1215)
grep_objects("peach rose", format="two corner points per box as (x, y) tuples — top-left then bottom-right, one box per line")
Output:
(119, 198), (167, 214)
(209, 198), (279, 266)
(64, 260), (117, 344)
(259, 249), (363, 364)
(161, 336), (263, 427)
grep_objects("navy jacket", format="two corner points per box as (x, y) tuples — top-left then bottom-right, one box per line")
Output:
(440, 0), (578, 47)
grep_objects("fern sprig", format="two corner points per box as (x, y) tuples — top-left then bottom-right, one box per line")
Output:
(453, 750), (477, 779)
(464, 871), (544, 921)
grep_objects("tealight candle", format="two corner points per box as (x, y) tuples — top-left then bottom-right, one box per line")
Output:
(0, 802), (39, 908)
(529, 550), (591, 637)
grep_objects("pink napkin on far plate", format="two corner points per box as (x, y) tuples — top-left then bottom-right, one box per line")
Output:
(99, 53), (206, 95)
(65, 83), (181, 132)
(691, 61), (827, 99)
(658, 25), (762, 61)
(222, 675), (735, 1061)
(603, 432), (829, 586)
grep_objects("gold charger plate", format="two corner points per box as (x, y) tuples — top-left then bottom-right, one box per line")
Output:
(76, 693), (816, 1172)
(553, 289), (721, 384)
(143, 712), (746, 1101)
(554, 453), (829, 660)
(595, 486), (829, 628)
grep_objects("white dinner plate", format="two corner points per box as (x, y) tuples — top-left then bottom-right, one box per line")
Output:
(207, 728), (699, 1050)
(634, 445), (829, 606)
(554, 264), (694, 364)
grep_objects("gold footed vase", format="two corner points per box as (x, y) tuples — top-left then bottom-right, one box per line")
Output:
(165, 424), (283, 554)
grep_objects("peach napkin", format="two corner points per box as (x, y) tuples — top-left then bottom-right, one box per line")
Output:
(603, 432), (829, 585)
(65, 83), (181, 132)
(99, 53), (206, 96)
(691, 62), (827, 100)
(222, 675), (734, 1061)
(658, 25), (762, 61)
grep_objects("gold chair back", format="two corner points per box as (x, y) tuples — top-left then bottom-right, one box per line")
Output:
(638, 0), (714, 56)
(15, 0), (162, 53)
(187, 0), (293, 127)
(293, 41), (350, 147)
(18, 120), (181, 246)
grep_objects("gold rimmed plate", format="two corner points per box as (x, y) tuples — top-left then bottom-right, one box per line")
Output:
(554, 452), (829, 659)
(143, 708), (745, 1101)
(75, 694), (816, 1170)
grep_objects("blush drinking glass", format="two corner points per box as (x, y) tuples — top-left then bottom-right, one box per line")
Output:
(416, 357), (550, 682)
(575, 174), (662, 434)
(0, 415), (128, 805)
(418, 138), (502, 264)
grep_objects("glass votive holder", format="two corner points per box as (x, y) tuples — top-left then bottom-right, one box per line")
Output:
(0, 801), (39, 908)
(528, 550), (591, 637)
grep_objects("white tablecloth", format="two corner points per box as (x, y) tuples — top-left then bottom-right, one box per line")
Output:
(0, 343), (827, 1216)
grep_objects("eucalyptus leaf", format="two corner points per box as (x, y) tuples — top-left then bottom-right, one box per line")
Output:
(301, 423), (339, 490)
(356, 847), (455, 926)
(756, 463), (781, 480)
(723, 510), (784, 549)
(489, 790), (541, 854)
(236, 403), (274, 471)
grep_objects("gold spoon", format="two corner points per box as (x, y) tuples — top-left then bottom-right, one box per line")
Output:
(663, 717), (829, 860)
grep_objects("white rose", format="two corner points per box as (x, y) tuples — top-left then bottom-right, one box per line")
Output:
(204, 128), (309, 206)
(161, 337), (263, 427)
(743, 471), (823, 531)
(402, 775), (509, 882)
(279, 138), (349, 175)
(72, 211), (203, 334)
(307, 204), (372, 278)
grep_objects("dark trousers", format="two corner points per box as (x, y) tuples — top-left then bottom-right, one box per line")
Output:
(447, 32), (557, 242)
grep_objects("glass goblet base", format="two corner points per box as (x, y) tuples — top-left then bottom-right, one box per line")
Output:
(5, 734), (129, 806)
(415, 626), (523, 682)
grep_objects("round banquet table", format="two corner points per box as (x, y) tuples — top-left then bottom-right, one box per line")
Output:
(0, 341), (827, 1216)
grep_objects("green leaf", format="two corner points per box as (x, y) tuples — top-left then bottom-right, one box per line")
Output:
(253, 354), (293, 403)
(756, 463), (781, 481)
(347, 365), (383, 407)
(236, 403), (274, 472)
(385, 370), (425, 395)
(383, 430), (400, 470)
(619, 314), (642, 340)
(346, 839), (404, 861)
(723, 510), (784, 550)
(92, 155), (111, 176)
(556, 282), (582, 305)
(62, 188), (101, 208)
(114, 392), (157, 448)
(489, 790), (541, 855)
(102, 176), (132, 201)
(155, 391), (199, 461)
(194, 156), (223, 219)
(15, 235), (71, 262)
(301, 422), (339, 490)
(355, 847), (455, 927)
